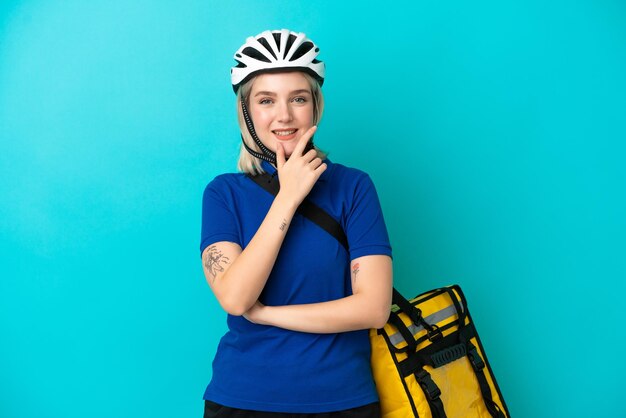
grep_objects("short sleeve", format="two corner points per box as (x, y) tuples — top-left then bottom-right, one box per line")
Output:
(345, 174), (392, 260)
(200, 177), (241, 256)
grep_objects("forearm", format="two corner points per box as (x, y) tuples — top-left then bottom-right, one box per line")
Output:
(250, 294), (391, 333)
(245, 254), (393, 332)
(219, 193), (298, 314)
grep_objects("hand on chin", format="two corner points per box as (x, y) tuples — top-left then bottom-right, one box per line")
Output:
(274, 139), (297, 158)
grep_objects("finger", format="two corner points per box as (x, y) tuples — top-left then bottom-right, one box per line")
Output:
(293, 125), (317, 157)
(276, 142), (285, 167)
(303, 148), (318, 162)
(315, 162), (328, 175)
(309, 157), (323, 170)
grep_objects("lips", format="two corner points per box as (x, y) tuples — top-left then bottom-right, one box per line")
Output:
(272, 128), (298, 141)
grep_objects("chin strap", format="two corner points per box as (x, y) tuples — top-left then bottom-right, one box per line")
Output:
(240, 99), (277, 165)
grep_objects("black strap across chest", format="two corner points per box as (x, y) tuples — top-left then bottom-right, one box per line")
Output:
(247, 172), (349, 251)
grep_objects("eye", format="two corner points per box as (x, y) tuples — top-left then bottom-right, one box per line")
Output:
(292, 96), (307, 104)
(258, 98), (273, 105)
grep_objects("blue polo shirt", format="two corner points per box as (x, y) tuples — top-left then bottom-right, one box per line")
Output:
(200, 159), (392, 413)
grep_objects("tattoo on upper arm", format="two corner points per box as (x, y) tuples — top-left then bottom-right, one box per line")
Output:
(203, 245), (231, 283)
(351, 262), (360, 285)
(279, 218), (287, 231)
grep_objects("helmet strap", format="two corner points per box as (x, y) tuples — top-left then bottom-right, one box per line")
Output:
(240, 98), (277, 165)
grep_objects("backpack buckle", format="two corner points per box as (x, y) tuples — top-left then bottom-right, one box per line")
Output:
(467, 344), (485, 371)
(415, 369), (441, 401)
(426, 324), (443, 342)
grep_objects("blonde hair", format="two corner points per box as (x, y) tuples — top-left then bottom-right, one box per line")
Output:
(236, 72), (326, 175)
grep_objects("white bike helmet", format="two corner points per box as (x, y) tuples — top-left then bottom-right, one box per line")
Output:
(231, 29), (325, 93)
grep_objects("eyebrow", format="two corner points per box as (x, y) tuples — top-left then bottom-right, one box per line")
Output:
(253, 89), (312, 97)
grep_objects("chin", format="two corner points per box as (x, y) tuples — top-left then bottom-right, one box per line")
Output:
(282, 146), (298, 158)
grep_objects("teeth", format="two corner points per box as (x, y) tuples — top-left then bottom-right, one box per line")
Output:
(274, 129), (296, 136)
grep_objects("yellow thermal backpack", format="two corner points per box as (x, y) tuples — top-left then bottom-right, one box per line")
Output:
(370, 285), (510, 418)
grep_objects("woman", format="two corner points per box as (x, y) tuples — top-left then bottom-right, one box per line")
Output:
(200, 29), (393, 417)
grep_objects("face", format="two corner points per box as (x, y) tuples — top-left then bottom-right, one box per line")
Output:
(248, 72), (315, 158)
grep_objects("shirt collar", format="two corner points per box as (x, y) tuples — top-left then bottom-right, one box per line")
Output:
(261, 158), (332, 182)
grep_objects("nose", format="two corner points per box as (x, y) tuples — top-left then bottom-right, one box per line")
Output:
(277, 101), (294, 123)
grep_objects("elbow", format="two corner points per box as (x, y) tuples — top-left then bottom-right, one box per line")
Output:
(355, 292), (391, 329)
(218, 294), (254, 317)
(222, 304), (246, 317)
(210, 273), (255, 316)
(370, 306), (391, 329)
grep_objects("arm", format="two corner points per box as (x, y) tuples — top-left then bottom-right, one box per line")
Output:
(244, 254), (393, 332)
(201, 193), (295, 316)
(201, 126), (327, 316)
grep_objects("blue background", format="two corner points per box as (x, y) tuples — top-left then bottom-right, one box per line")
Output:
(1, 1), (625, 417)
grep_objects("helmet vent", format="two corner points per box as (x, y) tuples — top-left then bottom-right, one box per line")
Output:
(272, 32), (282, 49)
(257, 37), (278, 60)
(291, 41), (314, 61)
(242, 47), (271, 63)
(285, 34), (297, 56)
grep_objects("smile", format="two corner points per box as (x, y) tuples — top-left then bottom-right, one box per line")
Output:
(272, 129), (298, 140)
